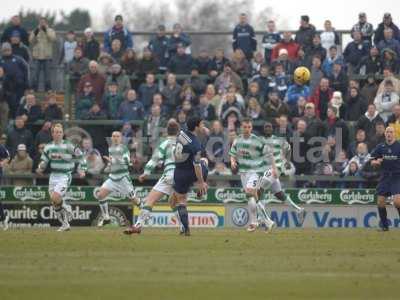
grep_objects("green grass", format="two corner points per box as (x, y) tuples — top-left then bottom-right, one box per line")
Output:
(0, 228), (399, 300)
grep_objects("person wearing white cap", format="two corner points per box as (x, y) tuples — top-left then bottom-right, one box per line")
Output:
(6, 143), (33, 186)
(271, 31), (300, 61)
(83, 28), (100, 61)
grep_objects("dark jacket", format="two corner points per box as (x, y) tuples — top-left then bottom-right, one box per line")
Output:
(323, 117), (350, 149)
(0, 54), (28, 88)
(168, 33), (191, 57)
(103, 26), (133, 53)
(83, 38), (100, 61)
(117, 100), (145, 121)
(208, 57), (229, 75)
(16, 104), (43, 123)
(102, 93), (124, 119)
(356, 112), (384, 138)
(11, 44), (30, 63)
(196, 103), (216, 121)
(232, 23), (257, 58)
(168, 53), (194, 74)
(6, 126), (34, 157)
(137, 56), (159, 79)
(356, 55), (382, 75)
(1, 25), (29, 46)
(76, 93), (96, 120)
(345, 95), (368, 121)
(161, 83), (182, 113)
(343, 40), (370, 66)
(374, 22), (400, 45)
(295, 25), (316, 50)
(43, 104), (62, 121)
(148, 35), (170, 70)
(328, 70), (348, 96)
(138, 83), (159, 112)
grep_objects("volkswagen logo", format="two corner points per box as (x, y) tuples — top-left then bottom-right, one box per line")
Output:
(232, 207), (249, 227)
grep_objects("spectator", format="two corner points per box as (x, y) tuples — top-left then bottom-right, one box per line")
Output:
(295, 15), (316, 52)
(176, 109), (188, 130)
(86, 103), (107, 120)
(10, 31), (30, 63)
(289, 96), (307, 123)
(76, 82), (96, 119)
(342, 161), (363, 188)
(251, 64), (274, 101)
(105, 63), (131, 95)
(151, 93), (168, 117)
(381, 48), (399, 74)
(322, 45), (343, 77)
(102, 82), (123, 119)
(178, 83), (196, 108)
(324, 107), (349, 149)
(4, 144), (33, 186)
(138, 73), (159, 113)
(377, 28), (400, 57)
(374, 13), (400, 46)
(82, 27), (100, 61)
(34, 121), (52, 148)
(197, 94), (216, 121)
(185, 66), (206, 96)
(308, 77), (333, 120)
(168, 23), (192, 57)
(0, 66), (11, 135)
(29, 17), (56, 92)
(0, 42), (28, 117)
(374, 80), (400, 122)
(59, 30), (77, 65)
(302, 102), (325, 139)
(273, 63), (290, 100)
(68, 47), (89, 93)
(387, 104), (400, 139)
(231, 48), (251, 78)
(161, 73), (181, 115)
(16, 93), (43, 124)
(137, 47), (159, 80)
(195, 49), (212, 75)
(117, 89), (144, 121)
(232, 13), (257, 60)
(345, 87), (368, 121)
(147, 104), (167, 149)
(43, 92), (62, 121)
(110, 39), (123, 63)
(246, 97), (265, 121)
(360, 75), (378, 104)
(291, 119), (311, 175)
(148, 25), (170, 73)
(309, 56), (324, 95)
(351, 12), (374, 44)
(32, 143), (46, 174)
(272, 31), (300, 61)
(208, 48), (229, 80)
(264, 90), (290, 120)
(1, 15), (29, 46)
(120, 49), (139, 78)
(356, 46), (382, 75)
(285, 80), (310, 109)
(329, 91), (346, 119)
(377, 67), (400, 94)
(308, 34), (327, 62)
(368, 121), (386, 150)
(262, 20), (281, 64)
(85, 149), (105, 186)
(220, 91), (243, 126)
(103, 15), (133, 53)
(204, 84), (221, 115)
(250, 51), (265, 77)
(357, 103), (384, 138)
(206, 120), (226, 164)
(215, 62), (243, 95)
(333, 150), (349, 177)
(78, 61), (106, 103)
(179, 99), (198, 119)
(274, 115), (293, 139)
(343, 142), (370, 175)
(97, 52), (114, 75)
(6, 116), (34, 157)
(273, 48), (296, 75)
(328, 61), (348, 96)
(245, 81), (262, 104)
(168, 43), (194, 75)
(347, 129), (367, 158)
(294, 47), (312, 69)
(343, 31), (370, 75)
(320, 20), (340, 51)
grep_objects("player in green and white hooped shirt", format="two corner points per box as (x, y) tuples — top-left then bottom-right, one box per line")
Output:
(96, 131), (141, 227)
(36, 123), (87, 232)
(260, 122), (305, 225)
(124, 120), (182, 234)
(229, 118), (277, 232)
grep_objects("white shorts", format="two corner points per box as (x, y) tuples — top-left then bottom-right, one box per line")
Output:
(101, 176), (135, 199)
(240, 172), (261, 190)
(259, 168), (282, 194)
(49, 173), (71, 198)
(153, 172), (174, 196)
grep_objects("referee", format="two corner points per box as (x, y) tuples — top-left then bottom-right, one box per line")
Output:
(370, 127), (400, 231)
(0, 143), (10, 230)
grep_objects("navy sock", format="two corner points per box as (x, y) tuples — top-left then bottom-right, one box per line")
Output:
(0, 201), (5, 221)
(177, 205), (189, 231)
(378, 206), (388, 228)
(397, 207), (400, 218)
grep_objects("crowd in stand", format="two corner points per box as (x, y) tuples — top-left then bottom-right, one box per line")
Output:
(1, 12), (400, 186)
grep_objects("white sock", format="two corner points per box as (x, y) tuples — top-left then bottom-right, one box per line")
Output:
(256, 201), (273, 226)
(248, 197), (257, 225)
(61, 209), (70, 226)
(99, 200), (110, 219)
(135, 208), (151, 227)
(284, 195), (302, 212)
(173, 209), (183, 230)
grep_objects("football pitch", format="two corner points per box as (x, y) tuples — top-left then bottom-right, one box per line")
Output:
(0, 228), (399, 300)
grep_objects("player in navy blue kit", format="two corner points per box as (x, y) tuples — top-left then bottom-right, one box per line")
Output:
(0, 144), (10, 230)
(370, 127), (400, 231)
(170, 117), (208, 236)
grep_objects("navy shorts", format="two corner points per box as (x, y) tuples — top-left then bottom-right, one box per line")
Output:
(173, 162), (208, 194)
(376, 174), (400, 197)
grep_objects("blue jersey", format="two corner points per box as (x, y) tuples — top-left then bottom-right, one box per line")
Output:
(370, 141), (400, 174)
(174, 130), (202, 171)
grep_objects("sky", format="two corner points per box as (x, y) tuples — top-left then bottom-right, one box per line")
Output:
(2, 0), (400, 30)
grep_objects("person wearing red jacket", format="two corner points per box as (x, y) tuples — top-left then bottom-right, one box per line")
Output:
(271, 31), (300, 61)
(308, 77), (332, 120)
